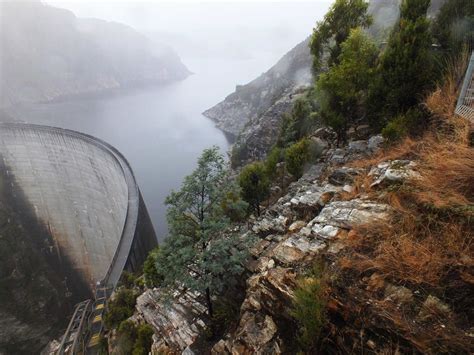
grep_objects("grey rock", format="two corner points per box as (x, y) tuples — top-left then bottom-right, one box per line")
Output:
(252, 217), (287, 237)
(135, 289), (207, 352)
(270, 234), (326, 264)
(312, 199), (391, 229)
(369, 160), (420, 187)
(328, 167), (363, 186)
(348, 140), (368, 153)
(368, 135), (384, 152)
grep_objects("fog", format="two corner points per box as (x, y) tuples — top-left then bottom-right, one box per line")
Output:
(45, 1), (331, 78)
(2, 0), (332, 238)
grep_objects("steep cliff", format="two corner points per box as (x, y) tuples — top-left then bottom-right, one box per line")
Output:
(203, 38), (313, 138)
(0, 1), (191, 108)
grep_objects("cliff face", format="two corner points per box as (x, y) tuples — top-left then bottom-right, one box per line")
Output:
(203, 38), (313, 138)
(0, 1), (191, 108)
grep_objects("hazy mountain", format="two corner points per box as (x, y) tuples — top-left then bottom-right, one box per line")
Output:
(203, 38), (313, 137)
(0, 0), (191, 108)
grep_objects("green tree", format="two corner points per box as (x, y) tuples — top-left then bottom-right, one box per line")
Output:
(432, 0), (474, 55)
(310, 0), (372, 70)
(370, 0), (434, 128)
(291, 266), (327, 352)
(238, 162), (270, 216)
(316, 27), (378, 143)
(220, 185), (249, 222)
(156, 147), (251, 322)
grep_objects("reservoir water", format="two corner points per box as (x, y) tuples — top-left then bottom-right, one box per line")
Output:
(4, 54), (280, 240)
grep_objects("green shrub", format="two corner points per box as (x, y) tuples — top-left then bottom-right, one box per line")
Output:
(382, 108), (425, 142)
(265, 146), (282, 178)
(132, 324), (154, 355)
(221, 188), (249, 222)
(238, 162), (270, 216)
(230, 142), (248, 168)
(278, 98), (314, 147)
(143, 247), (164, 288)
(290, 266), (327, 352)
(212, 297), (241, 334)
(104, 288), (138, 329)
(120, 271), (137, 289)
(285, 138), (311, 178)
(117, 320), (138, 354)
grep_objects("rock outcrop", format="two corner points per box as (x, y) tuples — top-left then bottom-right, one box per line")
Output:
(129, 132), (399, 354)
(210, 134), (393, 353)
(135, 288), (207, 352)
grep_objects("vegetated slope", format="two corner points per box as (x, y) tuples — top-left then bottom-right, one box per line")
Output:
(203, 0), (447, 167)
(136, 62), (473, 353)
(0, 0), (191, 108)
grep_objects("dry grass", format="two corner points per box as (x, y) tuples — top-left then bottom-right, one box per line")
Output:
(329, 54), (474, 354)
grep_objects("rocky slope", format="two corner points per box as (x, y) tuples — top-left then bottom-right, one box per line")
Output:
(125, 121), (472, 354)
(0, 0), (191, 108)
(122, 131), (387, 353)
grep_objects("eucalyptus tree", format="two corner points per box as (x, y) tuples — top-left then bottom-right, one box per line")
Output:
(155, 147), (250, 321)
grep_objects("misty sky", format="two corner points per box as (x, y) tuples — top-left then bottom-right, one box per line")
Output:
(44, 1), (332, 71)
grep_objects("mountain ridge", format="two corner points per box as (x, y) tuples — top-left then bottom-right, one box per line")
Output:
(0, 1), (191, 109)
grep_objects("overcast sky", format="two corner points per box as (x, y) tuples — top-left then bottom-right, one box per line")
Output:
(43, 1), (331, 60)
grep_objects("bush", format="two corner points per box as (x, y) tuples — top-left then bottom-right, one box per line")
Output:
(238, 162), (270, 216)
(290, 266), (327, 352)
(265, 146), (282, 178)
(221, 188), (249, 222)
(278, 98), (316, 148)
(117, 320), (138, 354)
(133, 324), (154, 355)
(120, 271), (137, 289)
(104, 288), (138, 329)
(143, 248), (164, 288)
(382, 108), (425, 142)
(285, 138), (311, 178)
(230, 142), (248, 168)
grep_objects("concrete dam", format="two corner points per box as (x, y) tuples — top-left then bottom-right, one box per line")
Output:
(0, 123), (157, 290)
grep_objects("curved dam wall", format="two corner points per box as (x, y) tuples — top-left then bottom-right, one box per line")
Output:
(0, 123), (157, 289)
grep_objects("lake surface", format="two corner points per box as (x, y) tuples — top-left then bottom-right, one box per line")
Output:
(4, 54), (279, 240)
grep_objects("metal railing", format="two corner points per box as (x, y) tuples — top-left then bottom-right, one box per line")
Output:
(57, 300), (92, 355)
(456, 51), (474, 122)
